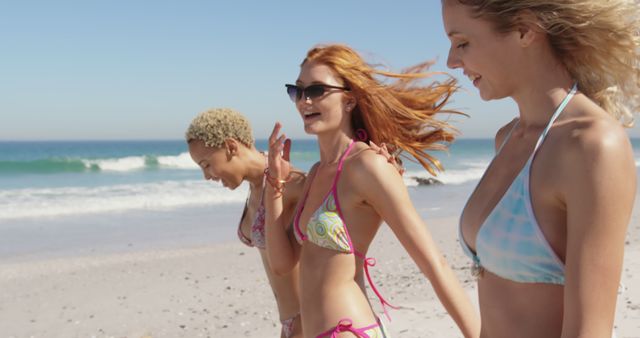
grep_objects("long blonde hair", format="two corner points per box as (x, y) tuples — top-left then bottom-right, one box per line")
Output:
(450, 0), (640, 126)
(303, 44), (462, 175)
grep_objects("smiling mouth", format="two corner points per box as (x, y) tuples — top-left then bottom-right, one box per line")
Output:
(303, 112), (321, 120)
(466, 73), (481, 85)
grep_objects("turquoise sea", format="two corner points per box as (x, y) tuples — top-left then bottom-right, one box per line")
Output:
(1, 138), (638, 260)
(0, 139), (501, 221)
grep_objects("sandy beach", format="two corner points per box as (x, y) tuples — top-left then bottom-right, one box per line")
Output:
(1, 204), (639, 338)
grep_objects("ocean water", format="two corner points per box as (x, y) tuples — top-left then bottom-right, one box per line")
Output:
(0, 139), (498, 221)
(2, 138), (640, 221)
(1, 138), (638, 260)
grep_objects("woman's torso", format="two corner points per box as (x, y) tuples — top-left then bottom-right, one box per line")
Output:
(459, 88), (609, 337)
(294, 143), (387, 335)
(238, 181), (301, 321)
(461, 133), (566, 338)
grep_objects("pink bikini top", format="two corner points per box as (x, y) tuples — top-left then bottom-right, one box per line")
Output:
(294, 140), (398, 320)
(238, 176), (267, 250)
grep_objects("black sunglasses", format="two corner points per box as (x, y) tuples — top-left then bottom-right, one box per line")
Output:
(285, 83), (349, 102)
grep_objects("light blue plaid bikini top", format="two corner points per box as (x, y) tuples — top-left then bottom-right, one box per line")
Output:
(459, 83), (578, 284)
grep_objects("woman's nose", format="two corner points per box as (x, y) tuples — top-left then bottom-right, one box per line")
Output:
(447, 47), (462, 69)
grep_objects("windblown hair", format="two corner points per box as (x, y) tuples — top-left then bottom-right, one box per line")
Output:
(185, 108), (254, 148)
(451, 0), (640, 126)
(303, 44), (462, 175)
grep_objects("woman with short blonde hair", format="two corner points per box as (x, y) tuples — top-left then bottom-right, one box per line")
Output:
(187, 108), (306, 338)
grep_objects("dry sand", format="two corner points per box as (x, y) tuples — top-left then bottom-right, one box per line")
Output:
(1, 215), (638, 338)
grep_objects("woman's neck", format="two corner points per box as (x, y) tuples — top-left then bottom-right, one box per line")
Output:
(244, 147), (267, 188)
(317, 132), (354, 166)
(510, 52), (575, 131)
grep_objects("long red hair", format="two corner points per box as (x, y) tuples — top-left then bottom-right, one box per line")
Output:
(303, 44), (462, 175)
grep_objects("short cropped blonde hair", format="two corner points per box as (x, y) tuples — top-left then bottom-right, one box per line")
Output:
(185, 108), (254, 148)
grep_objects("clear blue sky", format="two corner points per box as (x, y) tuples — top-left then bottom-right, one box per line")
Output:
(2, 1), (637, 140)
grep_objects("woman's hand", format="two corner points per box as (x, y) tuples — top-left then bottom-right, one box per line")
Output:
(263, 122), (301, 274)
(266, 122), (293, 192)
(370, 141), (405, 175)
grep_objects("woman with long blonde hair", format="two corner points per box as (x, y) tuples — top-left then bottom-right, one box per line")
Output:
(264, 44), (480, 337)
(442, 0), (639, 336)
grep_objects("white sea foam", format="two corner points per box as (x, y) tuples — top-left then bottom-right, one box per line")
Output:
(0, 180), (248, 220)
(75, 153), (200, 172)
(157, 152), (199, 169)
(82, 156), (147, 172)
(403, 161), (488, 186)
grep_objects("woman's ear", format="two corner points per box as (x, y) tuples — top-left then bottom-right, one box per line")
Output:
(345, 96), (357, 112)
(515, 10), (542, 47)
(224, 138), (239, 158)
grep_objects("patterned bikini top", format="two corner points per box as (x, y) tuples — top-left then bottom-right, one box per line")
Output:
(294, 140), (355, 251)
(238, 175), (267, 250)
(459, 83), (578, 284)
(293, 140), (398, 320)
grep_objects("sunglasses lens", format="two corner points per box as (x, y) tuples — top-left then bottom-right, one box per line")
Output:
(285, 84), (340, 102)
(304, 85), (325, 99)
(286, 85), (299, 102)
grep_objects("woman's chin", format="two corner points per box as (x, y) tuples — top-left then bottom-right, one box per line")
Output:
(303, 125), (320, 135)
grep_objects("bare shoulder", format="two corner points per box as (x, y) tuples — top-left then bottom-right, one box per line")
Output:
(350, 142), (397, 170)
(494, 118), (519, 152)
(344, 142), (402, 189)
(558, 102), (634, 176)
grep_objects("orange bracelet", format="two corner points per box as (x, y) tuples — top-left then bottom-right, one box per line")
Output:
(264, 168), (289, 194)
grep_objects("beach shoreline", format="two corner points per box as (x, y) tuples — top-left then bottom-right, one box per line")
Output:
(1, 209), (639, 338)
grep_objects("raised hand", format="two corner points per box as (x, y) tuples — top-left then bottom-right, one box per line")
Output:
(266, 122), (292, 193)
